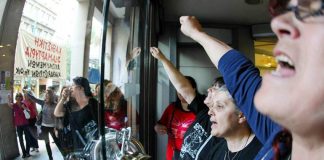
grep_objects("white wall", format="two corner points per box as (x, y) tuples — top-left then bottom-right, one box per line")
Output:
(179, 46), (220, 95)
(70, 0), (90, 80)
(111, 19), (130, 87)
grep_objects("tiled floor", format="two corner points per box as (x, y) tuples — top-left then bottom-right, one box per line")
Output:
(14, 137), (64, 160)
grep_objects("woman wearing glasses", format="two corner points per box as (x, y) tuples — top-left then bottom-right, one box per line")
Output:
(54, 77), (98, 152)
(179, 0), (324, 159)
(7, 93), (31, 158)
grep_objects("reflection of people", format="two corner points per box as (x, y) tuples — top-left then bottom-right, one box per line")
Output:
(118, 47), (141, 85)
(126, 47), (141, 70)
(204, 85), (262, 160)
(26, 88), (59, 160)
(54, 77), (98, 151)
(23, 93), (39, 152)
(154, 76), (196, 160)
(7, 93), (31, 158)
(93, 79), (111, 101)
(104, 83), (128, 131)
(179, 0), (324, 158)
(150, 47), (219, 159)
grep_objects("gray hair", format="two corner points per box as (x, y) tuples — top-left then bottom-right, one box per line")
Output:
(214, 85), (241, 113)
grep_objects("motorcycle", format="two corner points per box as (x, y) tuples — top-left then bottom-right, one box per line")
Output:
(66, 126), (150, 160)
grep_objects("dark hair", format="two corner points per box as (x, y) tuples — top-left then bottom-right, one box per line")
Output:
(184, 76), (197, 90)
(44, 87), (57, 104)
(16, 92), (23, 98)
(175, 76), (198, 106)
(214, 77), (225, 87)
(60, 86), (68, 95)
(104, 79), (112, 86)
(47, 86), (56, 91)
(96, 79), (111, 88)
(268, 0), (290, 17)
(73, 77), (93, 97)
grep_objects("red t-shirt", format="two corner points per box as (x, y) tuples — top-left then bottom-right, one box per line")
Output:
(158, 102), (196, 160)
(12, 103), (29, 126)
(22, 100), (37, 119)
(104, 109), (127, 131)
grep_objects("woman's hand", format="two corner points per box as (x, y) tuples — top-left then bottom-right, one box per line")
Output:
(150, 47), (167, 61)
(61, 88), (70, 101)
(154, 124), (167, 135)
(179, 16), (203, 39)
(129, 47), (141, 60)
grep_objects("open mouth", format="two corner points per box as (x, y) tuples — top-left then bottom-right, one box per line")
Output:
(271, 54), (296, 77)
(210, 119), (217, 126)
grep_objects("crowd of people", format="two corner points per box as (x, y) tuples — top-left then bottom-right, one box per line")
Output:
(6, 47), (142, 159)
(7, 0), (324, 159)
(152, 0), (324, 159)
(7, 77), (134, 159)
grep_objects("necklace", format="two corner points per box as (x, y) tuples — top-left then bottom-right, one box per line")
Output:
(223, 132), (252, 160)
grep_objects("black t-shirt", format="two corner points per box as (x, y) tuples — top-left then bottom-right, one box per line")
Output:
(66, 98), (98, 150)
(206, 136), (262, 160)
(179, 93), (216, 159)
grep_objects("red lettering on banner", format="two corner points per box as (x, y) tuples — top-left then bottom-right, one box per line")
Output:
(24, 46), (62, 64)
(33, 37), (62, 55)
(25, 47), (30, 56)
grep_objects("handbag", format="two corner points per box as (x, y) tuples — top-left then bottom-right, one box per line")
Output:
(23, 109), (30, 119)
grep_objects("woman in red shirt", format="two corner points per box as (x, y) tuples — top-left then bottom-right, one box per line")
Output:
(7, 93), (31, 158)
(104, 83), (128, 131)
(155, 76), (197, 160)
(23, 92), (39, 152)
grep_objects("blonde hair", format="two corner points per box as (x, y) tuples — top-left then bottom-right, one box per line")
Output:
(104, 83), (121, 98)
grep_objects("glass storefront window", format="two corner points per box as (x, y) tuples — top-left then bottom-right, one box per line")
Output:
(1, 0), (146, 159)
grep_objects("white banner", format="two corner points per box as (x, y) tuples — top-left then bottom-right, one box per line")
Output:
(14, 30), (67, 79)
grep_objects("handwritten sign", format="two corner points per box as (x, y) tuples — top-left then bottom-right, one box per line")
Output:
(14, 30), (67, 79)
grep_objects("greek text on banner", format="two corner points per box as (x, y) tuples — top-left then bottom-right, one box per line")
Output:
(14, 30), (67, 79)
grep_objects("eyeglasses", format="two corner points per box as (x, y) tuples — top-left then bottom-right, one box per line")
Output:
(270, 0), (324, 22)
(287, 2), (324, 21)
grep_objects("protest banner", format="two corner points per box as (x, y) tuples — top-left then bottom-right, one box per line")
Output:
(14, 30), (67, 79)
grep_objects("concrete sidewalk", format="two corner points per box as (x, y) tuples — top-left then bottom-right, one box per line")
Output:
(14, 136), (64, 160)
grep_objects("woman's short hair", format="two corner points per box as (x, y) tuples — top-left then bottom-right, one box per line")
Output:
(213, 77), (225, 88)
(73, 77), (93, 97)
(214, 85), (243, 113)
